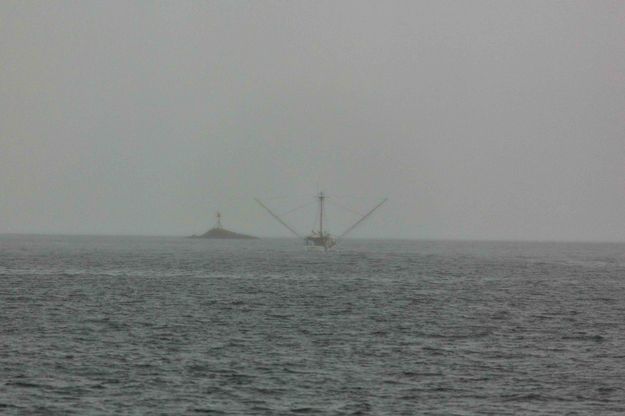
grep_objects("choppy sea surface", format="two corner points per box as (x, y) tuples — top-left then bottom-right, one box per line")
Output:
(2, 235), (625, 415)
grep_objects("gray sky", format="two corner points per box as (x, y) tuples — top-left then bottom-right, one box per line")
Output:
(1, 0), (624, 241)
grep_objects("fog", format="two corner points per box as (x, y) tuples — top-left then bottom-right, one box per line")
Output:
(1, 1), (624, 241)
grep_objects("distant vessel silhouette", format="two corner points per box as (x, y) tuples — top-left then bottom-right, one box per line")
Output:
(190, 212), (258, 239)
(256, 192), (386, 250)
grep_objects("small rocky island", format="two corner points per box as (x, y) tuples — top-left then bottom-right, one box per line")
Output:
(190, 212), (258, 239)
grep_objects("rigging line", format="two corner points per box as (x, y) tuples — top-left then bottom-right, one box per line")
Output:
(321, 198), (330, 234)
(328, 194), (380, 200)
(311, 212), (319, 233)
(325, 199), (365, 217)
(279, 200), (317, 217)
(310, 199), (320, 232)
(337, 198), (388, 241)
(254, 198), (304, 239)
(264, 196), (291, 201)
(264, 194), (314, 201)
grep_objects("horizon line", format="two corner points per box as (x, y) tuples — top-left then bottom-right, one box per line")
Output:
(2, 232), (625, 245)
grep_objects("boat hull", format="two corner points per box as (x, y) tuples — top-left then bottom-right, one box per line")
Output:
(305, 235), (336, 250)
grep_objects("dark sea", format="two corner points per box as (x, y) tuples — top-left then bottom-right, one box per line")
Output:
(2, 235), (625, 415)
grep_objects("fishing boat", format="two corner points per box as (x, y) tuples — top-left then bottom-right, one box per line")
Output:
(255, 192), (386, 250)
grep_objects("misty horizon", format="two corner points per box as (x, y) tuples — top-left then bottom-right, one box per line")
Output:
(2, 1), (624, 242)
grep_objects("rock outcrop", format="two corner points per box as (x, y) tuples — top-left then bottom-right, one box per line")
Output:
(191, 212), (258, 239)
(190, 227), (258, 239)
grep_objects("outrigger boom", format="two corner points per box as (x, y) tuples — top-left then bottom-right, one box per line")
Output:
(255, 192), (387, 250)
(254, 198), (303, 239)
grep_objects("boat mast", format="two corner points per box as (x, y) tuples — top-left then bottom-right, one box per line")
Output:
(318, 191), (325, 237)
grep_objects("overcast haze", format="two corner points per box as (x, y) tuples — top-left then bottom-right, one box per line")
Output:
(1, 1), (624, 241)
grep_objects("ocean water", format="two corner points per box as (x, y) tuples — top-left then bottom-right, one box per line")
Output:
(2, 235), (625, 415)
